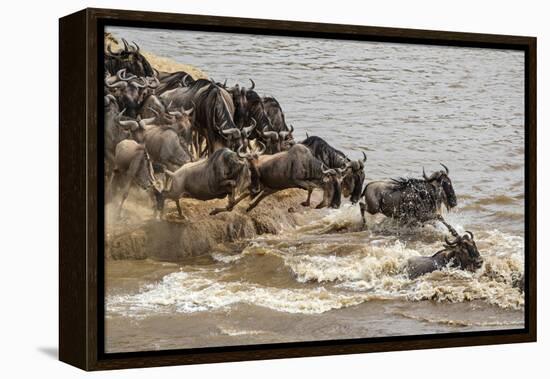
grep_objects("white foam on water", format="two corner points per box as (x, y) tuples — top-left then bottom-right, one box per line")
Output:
(106, 269), (373, 318)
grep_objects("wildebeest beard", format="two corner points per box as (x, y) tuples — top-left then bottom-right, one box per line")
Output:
(329, 175), (342, 208)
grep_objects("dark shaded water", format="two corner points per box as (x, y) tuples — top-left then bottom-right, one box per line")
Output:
(105, 27), (525, 352)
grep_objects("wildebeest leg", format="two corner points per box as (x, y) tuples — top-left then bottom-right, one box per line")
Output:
(210, 190), (250, 215)
(359, 202), (367, 225)
(436, 215), (459, 238)
(176, 199), (184, 218)
(117, 178), (132, 219)
(246, 189), (275, 212)
(301, 189), (313, 207)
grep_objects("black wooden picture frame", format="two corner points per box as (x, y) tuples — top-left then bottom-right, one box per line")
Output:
(59, 7), (537, 371)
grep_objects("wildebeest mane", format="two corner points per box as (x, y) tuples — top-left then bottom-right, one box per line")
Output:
(302, 136), (349, 169)
(263, 96), (289, 131)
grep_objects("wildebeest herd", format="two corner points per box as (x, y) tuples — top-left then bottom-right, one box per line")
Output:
(104, 38), (484, 279)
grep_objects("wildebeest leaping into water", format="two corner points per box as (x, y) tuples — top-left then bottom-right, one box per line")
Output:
(360, 163), (457, 228)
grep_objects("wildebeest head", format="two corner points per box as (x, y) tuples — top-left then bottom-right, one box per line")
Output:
(105, 69), (153, 118)
(278, 124), (295, 151)
(238, 141), (266, 196)
(105, 38), (155, 77)
(219, 119), (257, 152)
(423, 163), (457, 210)
(342, 152), (367, 204)
(440, 231), (483, 272)
(115, 110), (145, 143)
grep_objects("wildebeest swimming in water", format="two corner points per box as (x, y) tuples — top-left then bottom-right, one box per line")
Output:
(105, 38), (155, 77)
(302, 135), (367, 205)
(245, 144), (343, 212)
(159, 147), (252, 217)
(405, 231), (483, 279)
(360, 163), (457, 227)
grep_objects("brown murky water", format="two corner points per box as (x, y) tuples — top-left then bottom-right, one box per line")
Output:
(104, 27), (525, 353)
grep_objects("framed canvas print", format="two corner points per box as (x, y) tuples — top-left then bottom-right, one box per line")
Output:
(59, 8), (537, 371)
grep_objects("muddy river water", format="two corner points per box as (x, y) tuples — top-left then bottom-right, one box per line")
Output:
(104, 27), (525, 352)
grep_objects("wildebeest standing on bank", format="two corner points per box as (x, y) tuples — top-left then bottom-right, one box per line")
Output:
(260, 96), (296, 153)
(159, 147), (252, 217)
(105, 38), (155, 77)
(245, 144), (342, 212)
(160, 80), (254, 157)
(302, 135), (367, 205)
(109, 139), (163, 218)
(360, 163), (457, 226)
(405, 231), (483, 279)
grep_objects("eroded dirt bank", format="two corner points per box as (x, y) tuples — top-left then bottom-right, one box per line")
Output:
(106, 189), (321, 261)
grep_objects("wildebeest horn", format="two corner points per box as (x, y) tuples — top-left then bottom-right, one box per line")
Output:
(223, 79), (227, 88)
(445, 235), (460, 246)
(122, 38), (130, 52)
(130, 78), (147, 88)
(237, 144), (248, 158)
(104, 94), (116, 106)
(362, 151), (367, 163)
(116, 69), (137, 82)
(249, 78), (255, 90)
(243, 119), (257, 136)
(140, 116), (156, 126)
(255, 141), (266, 156)
(105, 78), (127, 89)
(148, 107), (160, 117)
(221, 127), (241, 139)
(181, 74), (189, 87)
(132, 41), (140, 52)
(306, 131), (309, 138)
(465, 231), (474, 240)
(423, 167), (429, 181)
(440, 162), (449, 174)
(118, 119), (139, 131)
(289, 124), (294, 133)
(182, 106), (194, 116)
(262, 126), (279, 141)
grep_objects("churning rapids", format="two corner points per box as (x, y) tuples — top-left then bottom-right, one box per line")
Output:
(104, 27), (525, 352)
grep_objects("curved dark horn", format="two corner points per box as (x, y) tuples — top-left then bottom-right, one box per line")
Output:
(362, 151), (367, 163)
(105, 79), (127, 89)
(223, 79), (227, 88)
(289, 124), (294, 133)
(118, 119), (139, 130)
(181, 74), (189, 87)
(237, 144), (248, 159)
(466, 230), (474, 240)
(422, 167), (429, 181)
(249, 78), (255, 90)
(116, 69), (137, 82)
(255, 141), (266, 156)
(306, 131), (309, 138)
(243, 118), (257, 136)
(130, 78), (147, 88)
(445, 235), (459, 246)
(132, 41), (140, 52)
(221, 128), (241, 139)
(148, 107), (160, 117)
(440, 162), (449, 174)
(121, 38), (130, 52)
(262, 126), (279, 141)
